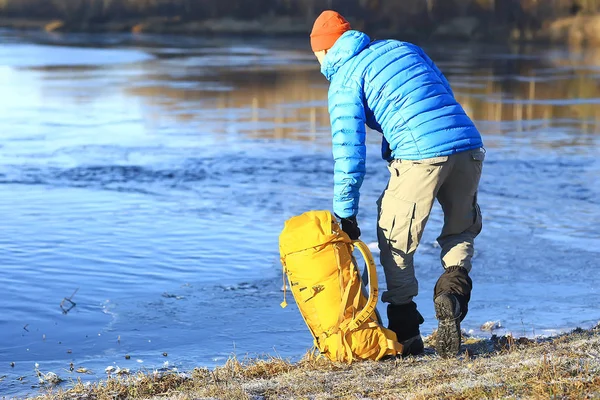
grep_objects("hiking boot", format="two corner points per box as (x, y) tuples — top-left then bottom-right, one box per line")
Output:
(387, 302), (425, 357)
(433, 266), (472, 357)
(434, 293), (462, 358)
(400, 334), (424, 357)
(433, 266), (472, 322)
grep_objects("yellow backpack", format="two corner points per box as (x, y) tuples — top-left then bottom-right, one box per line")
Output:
(279, 210), (402, 363)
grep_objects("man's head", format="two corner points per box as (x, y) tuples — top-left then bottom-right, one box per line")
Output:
(310, 10), (351, 65)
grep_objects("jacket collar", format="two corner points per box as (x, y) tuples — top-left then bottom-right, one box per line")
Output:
(321, 30), (371, 81)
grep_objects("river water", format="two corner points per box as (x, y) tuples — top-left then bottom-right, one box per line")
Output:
(0, 30), (599, 398)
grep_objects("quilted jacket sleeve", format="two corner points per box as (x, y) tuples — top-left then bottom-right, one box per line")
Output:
(328, 78), (367, 219)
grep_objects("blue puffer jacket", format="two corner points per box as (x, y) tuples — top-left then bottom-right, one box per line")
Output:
(323, 30), (483, 218)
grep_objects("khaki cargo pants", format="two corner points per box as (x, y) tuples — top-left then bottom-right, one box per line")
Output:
(377, 148), (484, 306)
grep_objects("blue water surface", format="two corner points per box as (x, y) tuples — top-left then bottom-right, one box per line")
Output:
(0, 31), (599, 398)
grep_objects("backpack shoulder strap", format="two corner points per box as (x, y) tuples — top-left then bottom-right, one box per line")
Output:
(348, 240), (379, 331)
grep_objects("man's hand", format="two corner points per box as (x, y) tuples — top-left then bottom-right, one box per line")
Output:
(337, 215), (361, 240)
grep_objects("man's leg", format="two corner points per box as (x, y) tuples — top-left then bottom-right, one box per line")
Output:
(434, 148), (484, 357)
(377, 157), (451, 355)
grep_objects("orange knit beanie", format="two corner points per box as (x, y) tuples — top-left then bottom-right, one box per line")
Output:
(310, 10), (351, 52)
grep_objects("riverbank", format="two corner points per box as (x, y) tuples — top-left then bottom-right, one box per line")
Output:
(2, 14), (600, 46)
(31, 325), (600, 400)
(0, 16), (310, 36)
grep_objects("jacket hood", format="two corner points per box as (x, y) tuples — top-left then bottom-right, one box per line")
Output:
(321, 30), (371, 81)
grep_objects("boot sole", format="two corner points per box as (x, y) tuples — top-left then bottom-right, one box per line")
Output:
(434, 295), (461, 358)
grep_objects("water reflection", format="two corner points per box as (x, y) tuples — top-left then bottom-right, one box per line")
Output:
(119, 44), (600, 147)
(20, 39), (600, 147)
(127, 67), (330, 141)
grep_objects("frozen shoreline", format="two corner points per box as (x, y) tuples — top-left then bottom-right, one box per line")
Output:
(27, 325), (600, 400)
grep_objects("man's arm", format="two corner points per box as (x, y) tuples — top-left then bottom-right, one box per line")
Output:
(328, 79), (367, 219)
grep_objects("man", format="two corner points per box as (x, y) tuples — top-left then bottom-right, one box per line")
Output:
(311, 10), (484, 358)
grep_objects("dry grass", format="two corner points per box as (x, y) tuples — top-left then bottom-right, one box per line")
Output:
(32, 325), (600, 400)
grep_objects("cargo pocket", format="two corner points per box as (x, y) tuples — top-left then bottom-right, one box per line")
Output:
(378, 193), (416, 256)
(469, 192), (483, 236)
(387, 160), (414, 178)
(470, 148), (485, 173)
(471, 148), (485, 160)
(469, 149), (484, 236)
